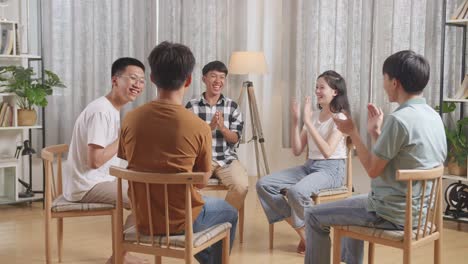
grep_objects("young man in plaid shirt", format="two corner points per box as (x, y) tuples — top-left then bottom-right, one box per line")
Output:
(186, 61), (248, 211)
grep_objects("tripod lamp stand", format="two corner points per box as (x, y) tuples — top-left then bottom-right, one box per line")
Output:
(18, 140), (36, 198)
(228, 51), (270, 178)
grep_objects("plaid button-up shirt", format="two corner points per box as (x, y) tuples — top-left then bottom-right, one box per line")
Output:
(186, 93), (244, 167)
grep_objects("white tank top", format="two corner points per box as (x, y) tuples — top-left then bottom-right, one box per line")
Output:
(306, 112), (347, 160)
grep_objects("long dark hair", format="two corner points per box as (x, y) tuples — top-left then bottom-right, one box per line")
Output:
(317, 70), (351, 114)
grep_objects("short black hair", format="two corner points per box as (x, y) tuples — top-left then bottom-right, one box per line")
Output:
(111, 57), (145, 77)
(382, 50), (430, 94)
(147, 41), (196, 91)
(202, 61), (228, 76)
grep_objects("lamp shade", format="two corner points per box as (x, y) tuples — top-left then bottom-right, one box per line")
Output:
(21, 140), (36, 156)
(228, 51), (268, 75)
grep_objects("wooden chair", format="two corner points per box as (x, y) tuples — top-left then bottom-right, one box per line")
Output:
(332, 165), (444, 264)
(110, 166), (232, 264)
(42, 144), (116, 264)
(269, 137), (353, 249)
(203, 178), (245, 243)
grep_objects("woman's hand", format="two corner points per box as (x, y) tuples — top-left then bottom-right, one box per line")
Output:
(303, 96), (313, 125)
(291, 98), (300, 124)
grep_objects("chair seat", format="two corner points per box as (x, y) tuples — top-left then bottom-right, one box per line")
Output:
(334, 223), (436, 242)
(313, 186), (349, 197)
(280, 186), (349, 197)
(207, 178), (222, 185)
(51, 195), (115, 212)
(124, 222), (232, 248)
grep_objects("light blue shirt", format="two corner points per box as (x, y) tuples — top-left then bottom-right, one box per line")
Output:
(368, 98), (447, 226)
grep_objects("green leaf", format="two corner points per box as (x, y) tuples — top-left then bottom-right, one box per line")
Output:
(0, 65), (66, 109)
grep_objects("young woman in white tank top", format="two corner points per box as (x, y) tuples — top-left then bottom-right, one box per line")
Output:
(256, 70), (351, 254)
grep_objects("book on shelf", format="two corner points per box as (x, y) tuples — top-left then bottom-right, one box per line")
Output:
(451, 0), (468, 20)
(14, 24), (19, 55)
(1, 105), (12, 127)
(1, 29), (14, 55)
(0, 102), (8, 125)
(451, 74), (468, 100)
(451, 1), (466, 20)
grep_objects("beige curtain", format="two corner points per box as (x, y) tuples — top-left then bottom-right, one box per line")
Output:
(42, 0), (465, 175)
(281, 0), (463, 147)
(42, 0), (158, 145)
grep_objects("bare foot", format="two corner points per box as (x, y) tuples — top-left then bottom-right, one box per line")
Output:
(297, 240), (305, 255)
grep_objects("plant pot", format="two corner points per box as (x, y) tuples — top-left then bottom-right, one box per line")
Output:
(448, 159), (467, 176)
(17, 109), (37, 126)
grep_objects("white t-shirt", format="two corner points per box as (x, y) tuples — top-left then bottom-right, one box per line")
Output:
(306, 112), (347, 160)
(63, 96), (121, 201)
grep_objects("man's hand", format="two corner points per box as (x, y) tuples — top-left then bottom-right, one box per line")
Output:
(209, 113), (219, 130)
(303, 96), (313, 125)
(291, 98), (300, 124)
(216, 111), (225, 130)
(367, 103), (383, 139)
(333, 111), (356, 137)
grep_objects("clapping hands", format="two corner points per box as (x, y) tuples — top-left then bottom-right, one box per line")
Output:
(332, 111), (354, 136)
(367, 103), (383, 138)
(210, 111), (225, 131)
(291, 96), (314, 125)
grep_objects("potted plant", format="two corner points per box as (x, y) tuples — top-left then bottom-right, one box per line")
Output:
(0, 66), (65, 126)
(437, 102), (468, 176)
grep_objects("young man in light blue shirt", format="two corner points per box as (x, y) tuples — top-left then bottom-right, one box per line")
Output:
(304, 50), (447, 264)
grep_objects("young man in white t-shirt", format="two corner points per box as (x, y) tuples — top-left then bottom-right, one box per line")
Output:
(63, 57), (145, 206)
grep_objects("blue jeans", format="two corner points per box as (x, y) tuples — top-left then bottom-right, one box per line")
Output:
(194, 196), (238, 264)
(304, 194), (403, 264)
(256, 159), (345, 228)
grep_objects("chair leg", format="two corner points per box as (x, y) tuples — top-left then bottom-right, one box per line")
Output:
(435, 239), (441, 264)
(269, 224), (274, 249)
(332, 229), (341, 264)
(403, 247), (411, 264)
(239, 204), (244, 243)
(186, 244), (194, 264)
(115, 251), (123, 264)
(45, 213), (52, 264)
(111, 212), (116, 264)
(114, 217), (123, 264)
(185, 255), (194, 264)
(368, 242), (375, 264)
(57, 218), (63, 262)
(155, 256), (162, 264)
(222, 231), (230, 264)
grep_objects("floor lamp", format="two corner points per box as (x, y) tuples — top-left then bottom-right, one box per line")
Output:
(228, 51), (270, 178)
(18, 140), (36, 198)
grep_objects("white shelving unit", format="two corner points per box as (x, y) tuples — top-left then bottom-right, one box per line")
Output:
(0, 1), (44, 205)
(443, 174), (468, 182)
(0, 83), (43, 205)
(0, 158), (18, 203)
(439, 1), (468, 225)
(442, 98), (468, 103)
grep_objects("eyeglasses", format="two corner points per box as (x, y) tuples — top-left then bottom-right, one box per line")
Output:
(119, 74), (146, 85)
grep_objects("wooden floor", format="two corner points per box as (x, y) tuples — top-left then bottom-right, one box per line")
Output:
(1, 178), (468, 264)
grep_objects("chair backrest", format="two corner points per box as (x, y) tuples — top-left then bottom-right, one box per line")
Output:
(41, 144), (69, 210)
(396, 165), (444, 244)
(109, 166), (205, 249)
